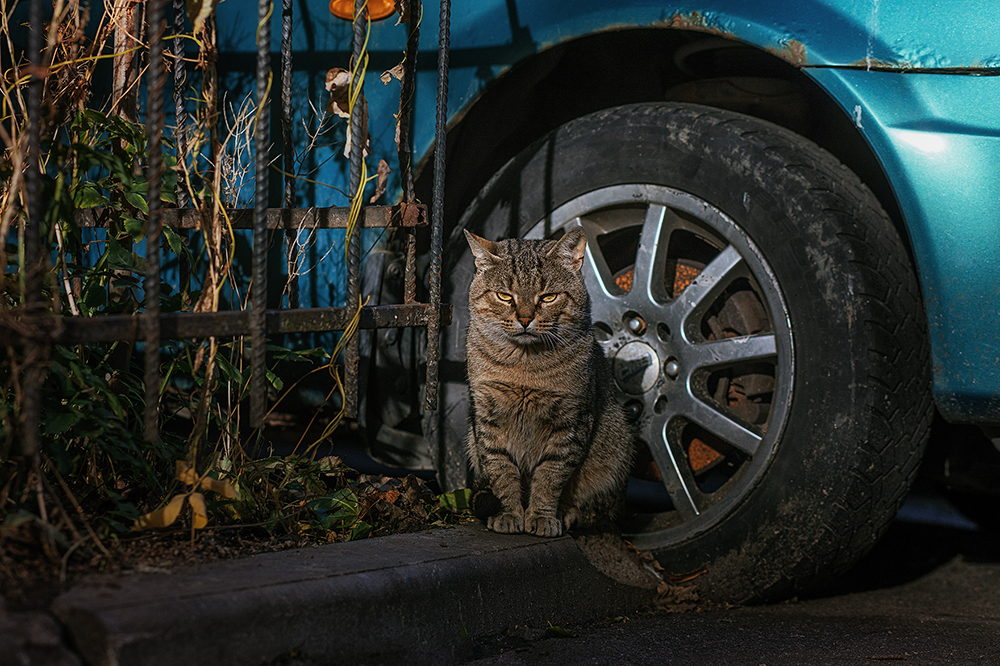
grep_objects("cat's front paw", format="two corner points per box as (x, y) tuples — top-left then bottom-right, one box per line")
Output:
(488, 511), (524, 533)
(525, 513), (563, 537)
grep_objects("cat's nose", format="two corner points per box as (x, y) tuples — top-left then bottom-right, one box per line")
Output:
(517, 317), (532, 328)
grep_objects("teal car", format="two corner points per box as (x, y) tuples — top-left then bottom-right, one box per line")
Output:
(211, 0), (1000, 602)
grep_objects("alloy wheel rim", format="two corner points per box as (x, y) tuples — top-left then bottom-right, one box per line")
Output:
(525, 184), (794, 548)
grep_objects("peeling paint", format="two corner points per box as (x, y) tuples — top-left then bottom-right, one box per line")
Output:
(661, 11), (737, 40)
(766, 39), (808, 67)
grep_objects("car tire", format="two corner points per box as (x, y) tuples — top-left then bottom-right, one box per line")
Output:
(432, 102), (933, 602)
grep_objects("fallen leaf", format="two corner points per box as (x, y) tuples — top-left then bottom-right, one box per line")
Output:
(369, 159), (391, 203)
(546, 622), (575, 638)
(136, 494), (186, 529)
(189, 492), (208, 529)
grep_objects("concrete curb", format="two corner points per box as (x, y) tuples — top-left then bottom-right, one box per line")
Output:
(35, 524), (655, 665)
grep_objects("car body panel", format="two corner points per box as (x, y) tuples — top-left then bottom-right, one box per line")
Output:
(808, 68), (1000, 421)
(212, 0), (1000, 422)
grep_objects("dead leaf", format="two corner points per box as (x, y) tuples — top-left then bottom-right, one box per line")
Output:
(200, 476), (238, 499)
(380, 62), (405, 86)
(324, 67), (369, 158)
(324, 68), (351, 118)
(136, 494), (186, 529)
(667, 566), (708, 584)
(394, 0), (411, 24)
(176, 460), (199, 486)
(188, 492), (208, 529)
(185, 0), (221, 34)
(369, 159), (390, 203)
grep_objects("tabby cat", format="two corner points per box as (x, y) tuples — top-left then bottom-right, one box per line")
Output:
(464, 227), (634, 537)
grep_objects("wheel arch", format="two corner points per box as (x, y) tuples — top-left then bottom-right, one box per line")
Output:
(413, 28), (912, 265)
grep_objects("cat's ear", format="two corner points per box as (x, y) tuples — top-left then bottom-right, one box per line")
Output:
(465, 230), (501, 269)
(549, 226), (587, 272)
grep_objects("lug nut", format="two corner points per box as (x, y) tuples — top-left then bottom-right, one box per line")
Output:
(626, 315), (646, 335)
(665, 359), (680, 379)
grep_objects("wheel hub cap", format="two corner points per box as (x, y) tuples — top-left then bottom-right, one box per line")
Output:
(613, 341), (660, 394)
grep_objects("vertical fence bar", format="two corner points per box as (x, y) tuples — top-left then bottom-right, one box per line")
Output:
(144, 0), (166, 444)
(251, 0), (272, 430)
(424, 0), (449, 411)
(344, 0), (366, 418)
(21, 0), (44, 457)
(280, 0), (298, 308)
(398, 0), (420, 305)
(172, 0), (191, 304)
(172, 0), (188, 209)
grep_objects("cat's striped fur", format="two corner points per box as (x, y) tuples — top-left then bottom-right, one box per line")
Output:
(464, 227), (634, 537)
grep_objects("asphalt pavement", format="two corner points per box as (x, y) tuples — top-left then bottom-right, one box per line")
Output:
(463, 500), (1000, 666)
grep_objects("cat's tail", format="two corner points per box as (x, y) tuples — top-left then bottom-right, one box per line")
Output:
(471, 478), (502, 519)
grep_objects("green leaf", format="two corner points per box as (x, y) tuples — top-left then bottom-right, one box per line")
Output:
(215, 354), (244, 384)
(163, 225), (187, 258)
(105, 238), (147, 274)
(268, 346), (331, 362)
(124, 216), (145, 241)
(124, 190), (149, 214)
(265, 368), (283, 392)
(80, 281), (107, 313)
(43, 410), (80, 435)
(438, 488), (473, 511)
(348, 521), (372, 541)
(73, 184), (108, 208)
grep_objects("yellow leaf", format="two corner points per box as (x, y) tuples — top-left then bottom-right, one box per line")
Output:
(188, 492), (208, 529)
(136, 494), (186, 529)
(200, 476), (238, 499)
(176, 460), (198, 486)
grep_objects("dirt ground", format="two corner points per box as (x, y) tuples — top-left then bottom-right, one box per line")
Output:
(0, 471), (470, 613)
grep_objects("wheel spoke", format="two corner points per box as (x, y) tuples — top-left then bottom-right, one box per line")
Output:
(633, 204), (671, 306)
(643, 415), (700, 520)
(677, 392), (762, 456)
(575, 217), (625, 325)
(687, 333), (777, 370)
(670, 244), (743, 329)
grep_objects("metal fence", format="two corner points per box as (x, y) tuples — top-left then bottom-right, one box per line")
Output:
(7, 0), (452, 458)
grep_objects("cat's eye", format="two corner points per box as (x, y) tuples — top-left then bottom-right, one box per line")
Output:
(540, 293), (558, 303)
(496, 292), (513, 302)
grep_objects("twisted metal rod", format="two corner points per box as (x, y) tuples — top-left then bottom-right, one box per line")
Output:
(251, 0), (272, 430)
(280, 0), (299, 309)
(344, 0), (367, 418)
(144, 0), (167, 444)
(424, 0), (450, 411)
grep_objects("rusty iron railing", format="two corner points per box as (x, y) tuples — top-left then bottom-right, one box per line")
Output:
(8, 0), (451, 454)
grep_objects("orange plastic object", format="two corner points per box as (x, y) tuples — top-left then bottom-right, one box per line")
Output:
(329, 0), (396, 20)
